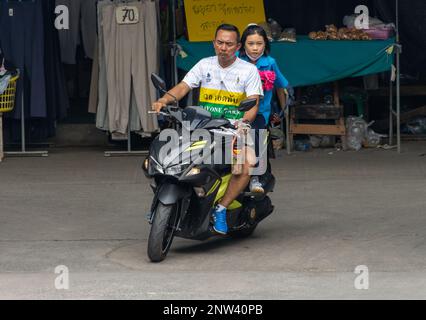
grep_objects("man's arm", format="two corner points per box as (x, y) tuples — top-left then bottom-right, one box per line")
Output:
(242, 95), (260, 124)
(152, 82), (191, 113)
(153, 59), (204, 112)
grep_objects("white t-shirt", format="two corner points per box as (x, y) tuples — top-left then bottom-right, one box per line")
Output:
(183, 56), (263, 119)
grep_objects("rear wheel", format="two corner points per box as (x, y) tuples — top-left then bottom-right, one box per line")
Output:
(147, 202), (178, 262)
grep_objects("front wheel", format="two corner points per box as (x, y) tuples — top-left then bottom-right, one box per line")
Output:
(147, 202), (178, 262)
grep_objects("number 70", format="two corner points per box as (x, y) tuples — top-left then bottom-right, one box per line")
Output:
(122, 8), (136, 22)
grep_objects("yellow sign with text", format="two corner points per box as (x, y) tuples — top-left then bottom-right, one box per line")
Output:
(184, 0), (266, 42)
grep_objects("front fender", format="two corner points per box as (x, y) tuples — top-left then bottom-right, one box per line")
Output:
(157, 183), (191, 206)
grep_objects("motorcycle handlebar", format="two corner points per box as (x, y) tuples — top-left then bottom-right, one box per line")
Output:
(148, 105), (177, 116)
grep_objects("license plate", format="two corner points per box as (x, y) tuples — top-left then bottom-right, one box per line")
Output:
(116, 6), (139, 25)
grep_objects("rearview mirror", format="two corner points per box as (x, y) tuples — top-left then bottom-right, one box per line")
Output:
(238, 98), (257, 112)
(151, 73), (167, 93)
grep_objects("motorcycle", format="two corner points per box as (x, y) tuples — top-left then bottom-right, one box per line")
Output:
(143, 74), (275, 262)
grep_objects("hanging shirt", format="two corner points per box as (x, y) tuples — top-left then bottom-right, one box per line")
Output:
(183, 56), (263, 120)
(239, 54), (289, 123)
(0, 74), (11, 95)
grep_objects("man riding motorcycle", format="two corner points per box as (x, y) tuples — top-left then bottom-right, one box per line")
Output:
(152, 24), (263, 235)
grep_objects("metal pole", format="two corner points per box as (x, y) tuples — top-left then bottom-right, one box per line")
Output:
(389, 74), (393, 146)
(396, 0), (401, 153)
(396, 0), (400, 44)
(127, 99), (132, 153)
(21, 88), (25, 152)
(0, 113), (3, 161)
(170, 0), (178, 86)
(396, 45), (401, 153)
(285, 107), (291, 155)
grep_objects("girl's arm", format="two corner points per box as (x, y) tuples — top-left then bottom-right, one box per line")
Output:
(272, 60), (289, 89)
(276, 87), (287, 111)
(271, 60), (289, 111)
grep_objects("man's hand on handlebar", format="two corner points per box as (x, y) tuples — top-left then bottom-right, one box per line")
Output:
(151, 101), (166, 113)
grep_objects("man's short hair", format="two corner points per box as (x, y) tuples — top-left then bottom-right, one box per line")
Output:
(215, 24), (241, 43)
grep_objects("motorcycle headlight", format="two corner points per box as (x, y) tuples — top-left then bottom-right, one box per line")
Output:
(148, 157), (164, 175)
(143, 158), (149, 171)
(165, 163), (189, 176)
(186, 167), (201, 177)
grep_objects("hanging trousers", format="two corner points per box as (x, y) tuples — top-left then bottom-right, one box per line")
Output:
(101, 1), (159, 134)
(94, 0), (141, 132)
(0, 0), (47, 119)
(56, 0), (97, 63)
(42, 0), (69, 124)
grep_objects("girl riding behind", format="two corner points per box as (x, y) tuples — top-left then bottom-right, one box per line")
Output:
(239, 24), (289, 193)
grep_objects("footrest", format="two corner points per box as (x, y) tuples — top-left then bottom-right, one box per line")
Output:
(243, 192), (266, 199)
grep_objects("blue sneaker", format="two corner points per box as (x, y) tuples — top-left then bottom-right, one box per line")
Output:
(212, 206), (228, 235)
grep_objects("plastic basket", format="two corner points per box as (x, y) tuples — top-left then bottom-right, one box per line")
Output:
(364, 27), (394, 40)
(0, 73), (19, 113)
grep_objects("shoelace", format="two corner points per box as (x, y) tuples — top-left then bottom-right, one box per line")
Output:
(214, 210), (226, 224)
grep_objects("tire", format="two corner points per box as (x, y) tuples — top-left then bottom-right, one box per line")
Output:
(229, 223), (258, 239)
(147, 202), (178, 262)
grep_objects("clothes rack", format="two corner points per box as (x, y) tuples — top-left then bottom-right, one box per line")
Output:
(5, 71), (48, 158)
(99, 0), (156, 156)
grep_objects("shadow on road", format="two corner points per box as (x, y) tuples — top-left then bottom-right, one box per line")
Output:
(173, 235), (254, 254)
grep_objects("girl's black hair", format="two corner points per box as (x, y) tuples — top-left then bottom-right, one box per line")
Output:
(239, 25), (271, 58)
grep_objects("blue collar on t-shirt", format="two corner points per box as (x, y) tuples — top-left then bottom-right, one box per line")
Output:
(237, 53), (273, 70)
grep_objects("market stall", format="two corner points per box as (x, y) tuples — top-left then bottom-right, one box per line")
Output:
(176, 36), (397, 150)
(168, 0), (403, 153)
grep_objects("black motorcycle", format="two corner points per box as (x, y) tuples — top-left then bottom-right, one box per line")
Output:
(143, 74), (275, 262)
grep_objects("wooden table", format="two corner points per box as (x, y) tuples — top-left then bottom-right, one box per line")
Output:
(288, 82), (347, 152)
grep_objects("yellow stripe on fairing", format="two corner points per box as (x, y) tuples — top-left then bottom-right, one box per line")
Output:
(185, 140), (208, 151)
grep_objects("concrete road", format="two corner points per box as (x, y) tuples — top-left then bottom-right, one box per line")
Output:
(0, 142), (426, 299)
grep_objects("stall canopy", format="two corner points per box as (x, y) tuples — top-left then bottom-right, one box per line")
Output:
(177, 36), (395, 87)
